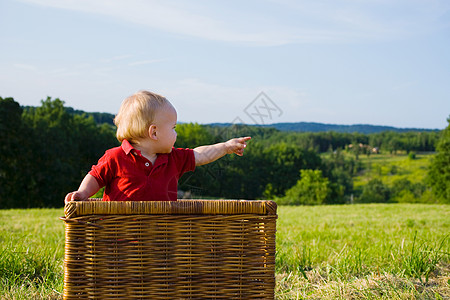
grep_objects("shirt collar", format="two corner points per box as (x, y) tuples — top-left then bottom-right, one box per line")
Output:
(121, 139), (135, 155)
(121, 139), (169, 166)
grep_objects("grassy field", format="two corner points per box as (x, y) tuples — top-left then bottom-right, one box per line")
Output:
(0, 204), (449, 299)
(276, 204), (449, 299)
(353, 152), (432, 189)
(0, 209), (64, 299)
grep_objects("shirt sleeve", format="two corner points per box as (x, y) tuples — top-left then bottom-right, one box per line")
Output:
(88, 151), (113, 188)
(171, 148), (196, 177)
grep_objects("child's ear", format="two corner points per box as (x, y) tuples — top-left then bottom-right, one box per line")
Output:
(148, 125), (157, 140)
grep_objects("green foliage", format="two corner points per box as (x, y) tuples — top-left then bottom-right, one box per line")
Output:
(0, 97), (118, 208)
(0, 98), (26, 208)
(260, 143), (322, 197)
(358, 178), (390, 203)
(391, 178), (427, 203)
(174, 123), (214, 148)
(321, 149), (359, 204)
(179, 140), (322, 200)
(0, 96), (445, 206)
(368, 131), (438, 154)
(427, 116), (450, 203)
(258, 130), (438, 154)
(65, 106), (115, 125)
(278, 169), (331, 205)
(353, 153), (438, 203)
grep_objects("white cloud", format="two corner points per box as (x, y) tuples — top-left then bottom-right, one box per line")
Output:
(99, 55), (132, 64)
(17, 0), (290, 45)
(13, 63), (38, 71)
(17, 0), (450, 45)
(128, 59), (166, 66)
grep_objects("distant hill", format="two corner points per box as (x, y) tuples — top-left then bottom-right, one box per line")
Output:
(208, 122), (439, 134)
(41, 106), (438, 134)
(263, 122), (439, 133)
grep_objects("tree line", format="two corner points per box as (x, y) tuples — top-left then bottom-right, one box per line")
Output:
(0, 97), (117, 208)
(0, 97), (447, 208)
(176, 123), (446, 204)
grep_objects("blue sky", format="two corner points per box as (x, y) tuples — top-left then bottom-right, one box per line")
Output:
(1, 0), (449, 129)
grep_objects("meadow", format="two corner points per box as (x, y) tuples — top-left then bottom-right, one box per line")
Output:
(352, 152), (435, 203)
(275, 204), (449, 299)
(354, 152), (432, 184)
(0, 204), (448, 299)
(353, 152), (432, 186)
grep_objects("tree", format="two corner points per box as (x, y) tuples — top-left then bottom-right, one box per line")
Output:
(278, 169), (331, 205)
(0, 97), (119, 208)
(0, 97), (27, 207)
(175, 123), (214, 148)
(261, 143), (322, 197)
(321, 149), (356, 204)
(22, 97), (119, 207)
(427, 117), (450, 203)
(391, 178), (427, 203)
(358, 178), (390, 203)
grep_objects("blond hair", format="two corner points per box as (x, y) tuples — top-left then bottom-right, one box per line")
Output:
(114, 90), (170, 143)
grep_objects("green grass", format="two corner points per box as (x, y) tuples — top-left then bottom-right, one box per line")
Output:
(354, 153), (433, 188)
(1, 204), (449, 299)
(276, 204), (449, 299)
(0, 209), (64, 299)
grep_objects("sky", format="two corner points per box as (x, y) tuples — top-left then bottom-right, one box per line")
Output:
(1, 0), (449, 129)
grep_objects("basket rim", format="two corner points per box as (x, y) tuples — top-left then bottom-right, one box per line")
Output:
(64, 199), (277, 218)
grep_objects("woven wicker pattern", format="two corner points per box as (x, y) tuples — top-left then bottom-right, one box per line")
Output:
(62, 200), (277, 299)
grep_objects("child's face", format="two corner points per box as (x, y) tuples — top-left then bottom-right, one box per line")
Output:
(154, 104), (178, 153)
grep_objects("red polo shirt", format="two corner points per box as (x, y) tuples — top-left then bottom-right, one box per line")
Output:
(89, 140), (196, 201)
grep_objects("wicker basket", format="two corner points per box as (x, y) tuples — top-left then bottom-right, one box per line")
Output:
(61, 200), (277, 299)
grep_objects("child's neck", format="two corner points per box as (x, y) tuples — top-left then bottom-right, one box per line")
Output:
(132, 141), (158, 165)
